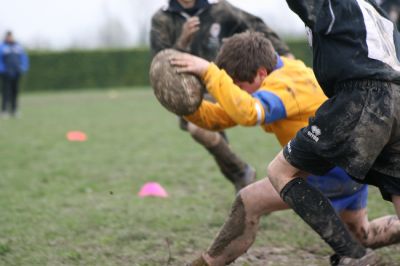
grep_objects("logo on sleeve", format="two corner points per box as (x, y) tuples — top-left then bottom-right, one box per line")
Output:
(307, 125), (321, 142)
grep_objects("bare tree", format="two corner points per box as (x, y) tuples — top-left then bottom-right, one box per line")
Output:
(28, 35), (53, 51)
(98, 16), (130, 48)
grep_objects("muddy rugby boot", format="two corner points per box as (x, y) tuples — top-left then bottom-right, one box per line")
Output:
(330, 249), (378, 266)
(186, 255), (210, 266)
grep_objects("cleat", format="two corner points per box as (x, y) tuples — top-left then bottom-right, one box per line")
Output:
(330, 249), (378, 266)
(186, 255), (210, 266)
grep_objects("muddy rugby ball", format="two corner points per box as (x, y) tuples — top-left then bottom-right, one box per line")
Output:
(149, 49), (204, 116)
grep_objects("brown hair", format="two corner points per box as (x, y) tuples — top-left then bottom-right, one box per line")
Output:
(215, 31), (277, 83)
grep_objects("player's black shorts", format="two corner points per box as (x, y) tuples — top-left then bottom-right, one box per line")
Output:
(283, 80), (400, 201)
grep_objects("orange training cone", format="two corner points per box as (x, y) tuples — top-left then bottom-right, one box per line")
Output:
(66, 131), (87, 142)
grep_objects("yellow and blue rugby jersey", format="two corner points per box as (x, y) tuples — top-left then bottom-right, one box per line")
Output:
(185, 56), (327, 146)
(185, 56), (366, 199)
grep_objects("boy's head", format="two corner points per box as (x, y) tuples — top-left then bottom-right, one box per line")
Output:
(4, 31), (14, 44)
(216, 31), (277, 93)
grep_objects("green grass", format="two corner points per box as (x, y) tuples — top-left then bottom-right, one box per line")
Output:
(0, 88), (399, 265)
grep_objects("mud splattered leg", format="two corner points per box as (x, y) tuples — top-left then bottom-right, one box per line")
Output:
(363, 215), (400, 248)
(341, 207), (400, 249)
(190, 178), (288, 266)
(268, 151), (366, 258)
(393, 195), (400, 218)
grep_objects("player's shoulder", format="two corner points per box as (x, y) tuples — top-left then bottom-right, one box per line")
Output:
(0, 42), (8, 52)
(152, 7), (168, 17)
(259, 58), (298, 89)
(275, 57), (315, 79)
(209, 0), (235, 13)
(259, 77), (287, 95)
(151, 7), (174, 24)
(281, 57), (308, 70)
(262, 57), (324, 96)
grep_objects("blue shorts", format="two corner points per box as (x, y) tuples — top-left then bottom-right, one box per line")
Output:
(329, 185), (368, 212)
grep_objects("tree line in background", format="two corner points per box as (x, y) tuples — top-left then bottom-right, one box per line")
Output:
(21, 40), (311, 91)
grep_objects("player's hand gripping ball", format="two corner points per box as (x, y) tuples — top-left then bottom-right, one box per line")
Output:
(149, 49), (204, 116)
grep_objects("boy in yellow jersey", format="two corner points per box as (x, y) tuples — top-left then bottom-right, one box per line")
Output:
(170, 32), (400, 265)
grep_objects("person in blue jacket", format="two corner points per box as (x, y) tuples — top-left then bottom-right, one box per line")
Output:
(0, 31), (29, 118)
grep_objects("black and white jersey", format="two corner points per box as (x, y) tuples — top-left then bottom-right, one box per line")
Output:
(286, 0), (400, 97)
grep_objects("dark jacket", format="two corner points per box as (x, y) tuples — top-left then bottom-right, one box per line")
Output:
(150, 0), (290, 60)
(286, 0), (400, 96)
(0, 41), (29, 78)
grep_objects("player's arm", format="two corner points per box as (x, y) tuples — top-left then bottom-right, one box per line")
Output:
(171, 54), (291, 126)
(171, 54), (262, 126)
(174, 17), (200, 52)
(19, 46), (29, 73)
(150, 13), (174, 57)
(285, 0), (325, 29)
(203, 63), (289, 126)
(0, 45), (5, 73)
(150, 12), (200, 57)
(184, 100), (237, 131)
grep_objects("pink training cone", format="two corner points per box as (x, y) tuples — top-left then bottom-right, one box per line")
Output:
(66, 131), (87, 142)
(138, 182), (168, 198)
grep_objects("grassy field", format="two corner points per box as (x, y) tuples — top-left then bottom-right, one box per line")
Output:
(0, 88), (399, 266)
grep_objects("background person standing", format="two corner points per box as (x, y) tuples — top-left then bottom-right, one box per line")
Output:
(0, 31), (29, 118)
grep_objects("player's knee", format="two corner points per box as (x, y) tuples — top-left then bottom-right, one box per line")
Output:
(187, 122), (221, 147)
(238, 185), (253, 202)
(267, 161), (280, 187)
(238, 183), (271, 217)
(186, 121), (197, 135)
(267, 151), (301, 193)
(178, 117), (189, 131)
(235, 189), (255, 217)
(267, 152), (287, 178)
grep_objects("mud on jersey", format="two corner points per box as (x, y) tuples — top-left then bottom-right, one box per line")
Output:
(150, 0), (291, 61)
(286, 0), (400, 97)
